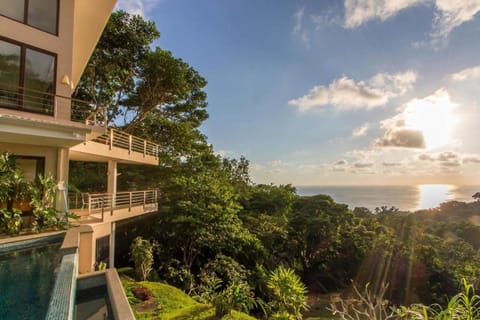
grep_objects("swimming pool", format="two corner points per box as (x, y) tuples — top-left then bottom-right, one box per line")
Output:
(0, 236), (62, 320)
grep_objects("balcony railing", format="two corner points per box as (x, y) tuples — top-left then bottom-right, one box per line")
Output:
(0, 82), (106, 127)
(69, 190), (159, 221)
(92, 128), (159, 158)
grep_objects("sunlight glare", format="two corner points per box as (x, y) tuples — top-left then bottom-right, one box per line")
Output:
(404, 90), (458, 149)
(417, 184), (455, 210)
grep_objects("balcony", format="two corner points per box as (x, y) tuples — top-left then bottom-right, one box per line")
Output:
(0, 83), (105, 147)
(69, 128), (159, 165)
(69, 190), (159, 223)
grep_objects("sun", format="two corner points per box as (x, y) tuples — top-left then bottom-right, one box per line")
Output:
(403, 89), (458, 149)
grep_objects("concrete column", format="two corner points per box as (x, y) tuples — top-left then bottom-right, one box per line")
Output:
(56, 148), (69, 212)
(107, 160), (117, 214)
(107, 160), (117, 193)
(109, 222), (115, 268)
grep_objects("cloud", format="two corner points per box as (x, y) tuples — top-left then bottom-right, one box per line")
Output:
(419, 154), (435, 161)
(432, 0), (480, 40)
(343, 0), (480, 42)
(293, 7), (310, 47)
(354, 162), (374, 168)
(344, 0), (427, 28)
(375, 127), (426, 148)
(375, 89), (457, 149)
(289, 70), (417, 112)
(450, 65), (480, 81)
(437, 151), (458, 162)
(352, 123), (370, 137)
(464, 157), (480, 164)
(335, 159), (348, 166)
(116, 0), (160, 16)
(382, 162), (402, 166)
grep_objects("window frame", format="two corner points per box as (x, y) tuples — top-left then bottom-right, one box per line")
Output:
(0, 36), (57, 116)
(0, 0), (60, 36)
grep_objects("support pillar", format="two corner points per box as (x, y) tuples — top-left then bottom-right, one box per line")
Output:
(56, 148), (69, 212)
(109, 222), (116, 269)
(107, 160), (117, 213)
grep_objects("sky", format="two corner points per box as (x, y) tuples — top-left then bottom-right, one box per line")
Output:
(116, 0), (480, 186)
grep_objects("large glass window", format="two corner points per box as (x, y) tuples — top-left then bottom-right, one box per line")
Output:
(0, 0), (58, 35)
(0, 40), (21, 109)
(0, 38), (56, 115)
(24, 48), (55, 113)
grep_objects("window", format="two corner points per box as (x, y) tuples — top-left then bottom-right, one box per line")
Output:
(0, 38), (56, 115)
(15, 156), (45, 182)
(0, 0), (58, 35)
(96, 236), (110, 270)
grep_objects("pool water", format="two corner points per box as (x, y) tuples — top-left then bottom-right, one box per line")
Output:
(75, 285), (113, 320)
(0, 243), (61, 320)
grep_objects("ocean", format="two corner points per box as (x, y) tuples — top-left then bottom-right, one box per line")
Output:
(295, 185), (480, 212)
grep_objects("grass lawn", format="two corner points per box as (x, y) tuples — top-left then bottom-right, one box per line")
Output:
(121, 276), (255, 320)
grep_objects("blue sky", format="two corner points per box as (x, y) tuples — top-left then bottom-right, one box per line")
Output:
(117, 0), (480, 186)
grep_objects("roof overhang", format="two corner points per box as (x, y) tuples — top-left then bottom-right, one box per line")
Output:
(71, 0), (117, 87)
(0, 114), (91, 147)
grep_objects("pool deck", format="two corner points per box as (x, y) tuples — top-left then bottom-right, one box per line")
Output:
(0, 230), (65, 246)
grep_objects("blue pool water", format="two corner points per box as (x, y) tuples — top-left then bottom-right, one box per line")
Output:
(0, 242), (61, 319)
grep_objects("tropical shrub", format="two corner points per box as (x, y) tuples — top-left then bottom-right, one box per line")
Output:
(267, 266), (309, 319)
(213, 282), (264, 317)
(29, 174), (62, 232)
(130, 236), (154, 281)
(0, 208), (22, 236)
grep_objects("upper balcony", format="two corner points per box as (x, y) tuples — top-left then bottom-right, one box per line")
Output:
(0, 83), (106, 147)
(69, 128), (159, 165)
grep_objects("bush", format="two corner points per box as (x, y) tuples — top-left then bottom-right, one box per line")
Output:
(131, 286), (153, 301)
(0, 208), (22, 236)
(213, 283), (265, 317)
(267, 266), (309, 319)
(29, 174), (63, 232)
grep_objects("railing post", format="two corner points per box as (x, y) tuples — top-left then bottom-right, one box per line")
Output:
(143, 191), (146, 206)
(143, 140), (146, 157)
(128, 135), (132, 154)
(88, 194), (92, 215)
(110, 194), (114, 216)
(129, 192), (132, 212)
(109, 129), (114, 150)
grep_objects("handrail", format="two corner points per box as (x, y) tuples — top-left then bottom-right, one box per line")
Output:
(0, 82), (105, 127)
(69, 190), (158, 220)
(92, 128), (159, 158)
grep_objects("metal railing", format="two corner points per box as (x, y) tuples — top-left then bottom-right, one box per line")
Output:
(92, 128), (159, 158)
(0, 82), (106, 127)
(69, 190), (158, 221)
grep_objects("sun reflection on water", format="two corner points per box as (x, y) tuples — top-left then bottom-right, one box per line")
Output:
(417, 184), (455, 210)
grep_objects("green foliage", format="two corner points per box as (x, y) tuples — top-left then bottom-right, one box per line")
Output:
(0, 152), (27, 235)
(398, 279), (480, 320)
(130, 236), (154, 281)
(0, 207), (22, 236)
(213, 283), (265, 317)
(200, 254), (249, 289)
(267, 266), (309, 319)
(29, 174), (62, 232)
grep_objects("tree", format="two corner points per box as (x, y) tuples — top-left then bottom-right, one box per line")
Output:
(130, 236), (154, 281)
(75, 10), (208, 135)
(472, 192), (480, 202)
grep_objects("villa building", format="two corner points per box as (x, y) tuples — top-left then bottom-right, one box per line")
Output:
(0, 0), (158, 273)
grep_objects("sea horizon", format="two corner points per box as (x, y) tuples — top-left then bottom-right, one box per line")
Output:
(295, 184), (480, 212)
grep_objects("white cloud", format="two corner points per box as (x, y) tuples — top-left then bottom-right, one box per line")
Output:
(432, 0), (480, 40)
(344, 0), (427, 28)
(450, 65), (480, 81)
(293, 7), (310, 47)
(352, 123), (370, 137)
(289, 70), (417, 112)
(343, 0), (480, 42)
(116, 0), (160, 16)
